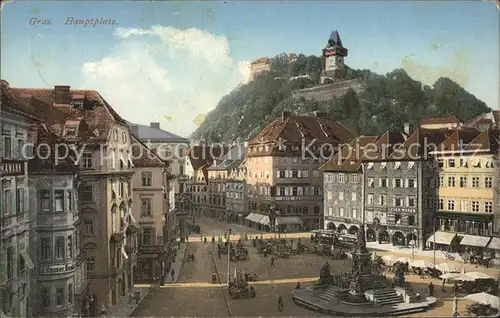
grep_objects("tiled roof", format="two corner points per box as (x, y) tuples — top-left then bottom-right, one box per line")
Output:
(186, 145), (230, 183)
(128, 121), (188, 142)
(463, 111), (500, 128)
(389, 128), (455, 160)
(9, 86), (128, 145)
(462, 129), (499, 153)
(251, 57), (270, 65)
(28, 124), (78, 173)
(248, 113), (355, 157)
(437, 128), (480, 152)
(361, 131), (406, 162)
(420, 115), (461, 126)
(130, 134), (167, 168)
(320, 136), (379, 171)
(1, 81), (41, 121)
(208, 144), (247, 170)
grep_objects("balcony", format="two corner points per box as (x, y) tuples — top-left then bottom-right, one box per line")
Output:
(139, 245), (166, 255)
(39, 261), (76, 276)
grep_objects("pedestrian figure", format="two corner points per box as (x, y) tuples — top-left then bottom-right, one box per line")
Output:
(296, 281), (301, 289)
(453, 282), (459, 296)
(200, 235), (203, 241)
(428, 282), (434, 296)
(135, 289), (140, 304)
(204, 237), (207, 244)
(170, 268), (175, 281)
(128, 291), (133, 304)
(277, 296), (283, 312)
(212, 236), (215, 244)
(218, 249), (221, 259)
(177, 240), (181, 249)
(101, 305), (107, 316)
(212, 273), (217, 284)
(442, 279), (445, 292)
(270, 256), (275, 269)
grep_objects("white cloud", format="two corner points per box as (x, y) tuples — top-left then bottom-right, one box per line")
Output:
(82, 26), (251, 137)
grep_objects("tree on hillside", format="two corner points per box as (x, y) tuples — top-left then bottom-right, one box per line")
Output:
(270, 53), (290, 76)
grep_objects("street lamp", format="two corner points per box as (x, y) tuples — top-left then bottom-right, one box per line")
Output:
(227, 227), (231, 284)
(412, 228), (418, 259)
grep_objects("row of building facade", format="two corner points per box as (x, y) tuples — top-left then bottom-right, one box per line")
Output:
(0, 80), (186, 317)
(178, 111), (500, 260)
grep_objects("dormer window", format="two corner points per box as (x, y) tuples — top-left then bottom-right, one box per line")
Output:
(64, 126), (77, 137)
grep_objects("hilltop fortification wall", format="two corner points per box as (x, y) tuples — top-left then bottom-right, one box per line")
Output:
(291, 79), (364, 102)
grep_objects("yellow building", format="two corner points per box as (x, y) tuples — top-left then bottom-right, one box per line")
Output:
(427, 128), (499, 256)
(245, 111), (355, 231)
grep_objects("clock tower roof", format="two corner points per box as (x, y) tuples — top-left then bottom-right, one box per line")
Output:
(328, 30), (344, 49)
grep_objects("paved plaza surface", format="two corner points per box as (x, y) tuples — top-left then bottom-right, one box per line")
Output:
(132, 219), (498, 317)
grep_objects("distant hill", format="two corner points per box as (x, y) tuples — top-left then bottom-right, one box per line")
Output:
(191, 53), (491, 142)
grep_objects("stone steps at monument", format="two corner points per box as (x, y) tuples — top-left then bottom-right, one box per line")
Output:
(317, 286), (350, 302)
(389, 306), (428, 316)
(372, 289), (403, 305)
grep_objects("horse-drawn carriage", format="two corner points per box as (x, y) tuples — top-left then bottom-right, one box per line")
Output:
(464, 253), (495, 268)
(244, 272), (258, 282)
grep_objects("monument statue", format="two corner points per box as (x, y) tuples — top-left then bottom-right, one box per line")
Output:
(354, 224), (368, 254)
(319, 261), (332, 285)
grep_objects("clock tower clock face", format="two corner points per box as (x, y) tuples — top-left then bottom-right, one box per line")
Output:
(327, 56), (336, 69)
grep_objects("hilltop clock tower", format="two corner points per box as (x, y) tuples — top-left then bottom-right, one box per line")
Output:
(322, 30), (348, 81)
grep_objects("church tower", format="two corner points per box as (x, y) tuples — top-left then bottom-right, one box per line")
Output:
(322, 30), (348, 81)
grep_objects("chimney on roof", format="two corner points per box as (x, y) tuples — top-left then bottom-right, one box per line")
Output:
(130, 125), (139, 137)
(314, 111), (328, 119)
(404, 122), (413, 135)
(282, 111), (292, 122)
(54, 85), (71, 104)
(150, 122), (160, 129)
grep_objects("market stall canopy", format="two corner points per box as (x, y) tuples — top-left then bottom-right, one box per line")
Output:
(427, 231), (457, 245)
(459, 235), (491, 248)
(258, 215), (270, 226)
(465, 292), (499, 309)
(437, 262), (459, 273)
(411, 259), (435, 269)
(276, 216), (303, 226)
(440, 273), (459, 280)
(245, 213), (263, 223)
(464, 271), (493, 280)
(382, 255), (397, 265)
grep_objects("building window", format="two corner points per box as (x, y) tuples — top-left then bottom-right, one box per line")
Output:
(367, 178), (375, 188)
(438, 199), (444, 210)
(327, 191), (332, 200)
(40, 287), (50, 308)
(448, 159), (455, 168)
(142, 228), (152, 245)
(113, 129), (118, 141)
(82, 152), (93, 168)
(448, 200), (455, 211)
(82, 185), (93, 201)
(119, 181), (124, 197)
(407, 178), (416, 188)
(472, 177), (479, 188)
(408, 197), (415, 207)
(394, 197), (403, 207)
(68, 284), (73, 304)
(485, 201), (493, 213)
(448, 177), (455, 187)
(292, 170), (298, 178)
(408, 215), (415, 226)
(367, 194), (374, 205)
(55, 236), (65, 260)
(439, 176), (444, 187)
(460, 159), (467, 167)
(84, 220), (95, 235)
(339, 191), (344, 201)
(379, 195), (386, 206)
(485, 177), (492, 188)
(6, 246), (13, 279)
(67, 235), (73, 258)
(460, 176), (467, 188)
(54, 190), (65, 212)
(56, 287), (64, 306)
(379, 178), (388, 187)
(40, 237), (51, 260)
(338, 173), (345, 183)
(40, 190), (50, 213)
(141, 172), (152, 186)
(86, 256), (96, 272)
(394, 178), (402, 188)
(438, 159), (444, 167)
(339, 207), (345, 217)
(352, 209), (357, 219)
(472, 201), (479, 212)
(2, 189), (12, 216)
(141, 198), (152, 216)
(15, 188), (24, 215)
(352, 174), (359, 183)
(351, 193), (356, 201)
(395, 214), (402, 225)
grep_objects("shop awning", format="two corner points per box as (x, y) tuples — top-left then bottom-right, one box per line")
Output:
(20, 249), (35, 270)
(427, 231), (457, 245)
(245, 213), (260, 223)
(258, 215), (270, 226)
(276, 216), (303, 226)
(487, 237), (500, 250)
(459, 235), (491, 248)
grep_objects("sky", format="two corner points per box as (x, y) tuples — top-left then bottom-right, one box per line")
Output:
(1, 1), (498, 138)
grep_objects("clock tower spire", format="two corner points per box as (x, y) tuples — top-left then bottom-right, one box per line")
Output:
(321, 30), (348, 82)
